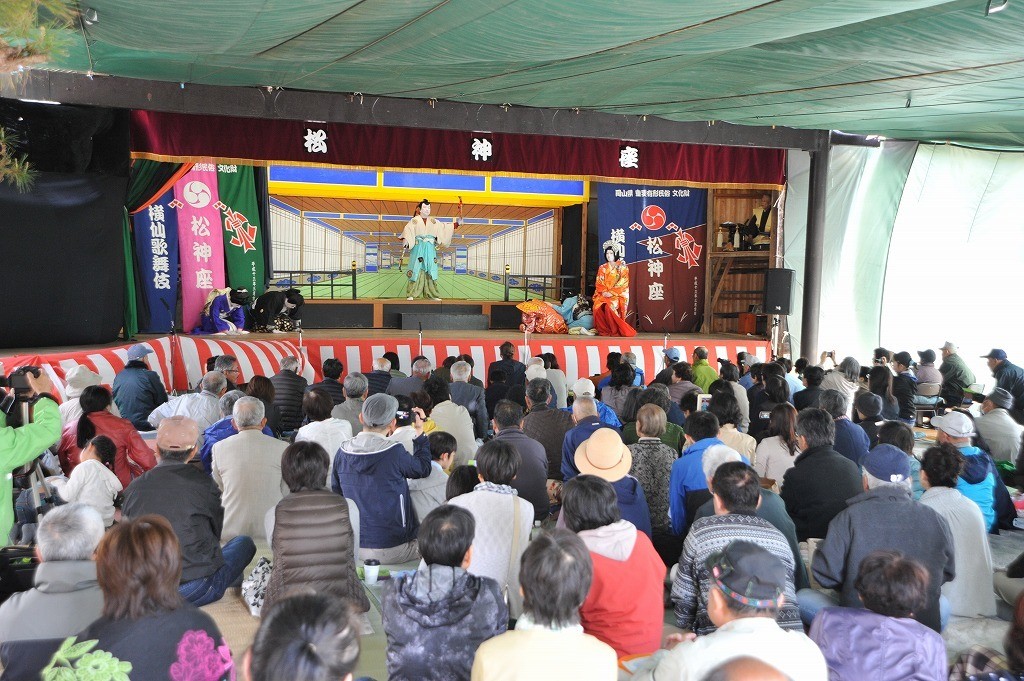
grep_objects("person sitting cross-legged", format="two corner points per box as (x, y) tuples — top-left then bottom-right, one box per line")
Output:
(382, 505), (507, 681)
(332, 372), (368, 436)
(628, 404), (681, 565)
(932, 410), (1000, 531)
(149, 370), (227, 433)
(672, 462), (802, 635)
(491, 400), (549, 522)
(562, 475), (666, 657)
(820, 388), (870, 466)
(634, 541), (826, 681)
(809, 550), (947, 681)
(470, 529), (617, 681)
(668, 411), (725, 538)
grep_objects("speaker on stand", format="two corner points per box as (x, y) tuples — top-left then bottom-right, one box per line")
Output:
(764, 268), (794, 316)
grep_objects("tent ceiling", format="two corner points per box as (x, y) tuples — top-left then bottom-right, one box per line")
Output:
(47, 0), (1024, 147)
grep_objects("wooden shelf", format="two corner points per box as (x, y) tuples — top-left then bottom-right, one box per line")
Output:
(709, 251), (771, 259)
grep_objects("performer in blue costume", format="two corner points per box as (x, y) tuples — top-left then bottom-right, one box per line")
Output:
(401, 199), (454, 300)
(193, 287), (251, 335)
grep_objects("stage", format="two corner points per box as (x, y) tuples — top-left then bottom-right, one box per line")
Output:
(0, 330), (771, 399)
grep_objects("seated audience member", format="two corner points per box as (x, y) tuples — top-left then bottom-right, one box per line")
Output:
(866, 365), (900, 421)
(668, 361), (702, 405)
(294, 388), (353, 479)
(449, 440), (534, 617)
(365, 357), (394, 397)
(592, 351), (621, 390)
(616, 386), (645, 432)
(623, 389), (685, 449)
(492, 400), (549, 521)
(949, 592), (1024, 681)
(333, 394), (431, 563)
(423, 375), (478, 467)
(668, 411), (724, 536)
(891, 351), (919, 425)
(306, 358), (347, 405)
(446, 465), (479, 500)
(470, 529), (617, 680)
(211, 397), (287, 542)
(247, 593), (364, 681)
(43, 516), (233, 680)
(919, 443), (996, 617)
(810, 550), (946, 681)
(709, 390), (755, 458)
(779, 358), (803, 397)
(263, 441), (367, 615)
(389, 357), (432, 399)
(0, 504), (104, 650)
(747, 376), (789, 441)
(673, 463), (802, 635)
(62, 365), (122, 427)
(384, 351), (406, 378)
(780, 408), (862, 541)
(562, 475), (665, 656)
(650, 348), (680, 387)
(388, 395), (420, 453)
(561, 396), (612, 476)
(211, 354), (242, 392)
(522, 378), (575, 480)
(484, 368), (510, 419)
(123, 416), (255, 606)
(621, 351), (646, 386)
(450, 360), (489, 440)
(409, 431), (454, 523)
(628, 404), (679, 562)
(602, 363), (637, 419)
(717, 363), (750, 432)
(566, 426), (652, 537)
(853, 392), (883, 445)
(569, 378), (623, 428)
(793, 365), (825, 411)
(56, 435), (121, 527)
(915, 348), (943, 390)
(819, 356), (859, 418)
(637, 541), (825, 681)
(383, 506), (507, 681)
(111, 345), (167, 430)
(270, 356), (309, 432)
(58, 385), (156, 487)
(876, 420), (923, 499)
(332, 372), (368, 435)
(149, 370), (226, 432)
(753, 403), (800, 484)
(488, 341), (527, 390)
(692, 346), (719, 392)
(820, 388), (870, 465)
(200, 390), (273, 474)
(745, 363), (765, 409)
(975, 388), (1024, 463)
(939, 341), (976, 408)
(933, 410), (998, 531)
(245, 375), (284, 436)
(538, 353), (568, 409)
(802, 445), (955, 632)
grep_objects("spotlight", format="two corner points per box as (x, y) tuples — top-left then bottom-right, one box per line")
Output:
(986, 0), (1009, 14)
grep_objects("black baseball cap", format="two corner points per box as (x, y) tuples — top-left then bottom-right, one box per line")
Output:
(705, 540), (786, 609)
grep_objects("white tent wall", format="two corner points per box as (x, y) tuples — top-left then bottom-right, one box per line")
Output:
(881, 144), (1024, 387)
(782, 141), (917, 361)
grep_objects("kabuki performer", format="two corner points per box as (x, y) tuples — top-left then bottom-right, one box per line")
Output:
(252, 288), (304, 333)
(193, 287), (251, 335)
(401, 199), (454, 301)
(592, 240), (637, 337)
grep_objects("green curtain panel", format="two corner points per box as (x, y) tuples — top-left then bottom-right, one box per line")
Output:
(218, 165), (267, 297)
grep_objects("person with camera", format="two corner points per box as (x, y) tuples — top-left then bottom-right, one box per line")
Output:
(0, 365), (61, 542)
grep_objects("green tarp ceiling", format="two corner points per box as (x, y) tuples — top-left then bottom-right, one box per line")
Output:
(44, 0), (1024, 147)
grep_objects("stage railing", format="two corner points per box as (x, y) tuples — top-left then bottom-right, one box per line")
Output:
(504, 272), (583, 302)
(268, 267), (359, 300)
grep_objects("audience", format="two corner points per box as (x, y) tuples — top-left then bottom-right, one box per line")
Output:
(949, 591), (1024, 681)
(975, 388), (1024, 463)
(569, 378), (622, 427)
(819, 356), (859, 418)
(484, 368), (510, 419)
(809, 550), (946, 681)
(719, 362), (750, 432)
(747, 376), (788, 441)
(602, 363), (636, 418)
(669, 361), (701, 405)
(780, 408), (862, 542)
(562, 475), (665, 657)
(623, 388), (685, 449)
(332, 372), (369, 435)
(668, 411), (724, 536)
(540, 353), (569, 409)
(61, 365), (122, 426)
(709, 389), (755, 458)
(294, 388), (354, 480)
(891, 351), (919, 425)
(423, 375), (479, 467)
(450, 360), (489, 440)
(448, 440), (534, 618)
(213, 354), (243, 391)
(366, 357), (394, 396)
(672, 462), (802, 635)
(470, 529), (617, 680)
(820, 389), (870, 465)
(919, 443), (996, 617)
(263, 441), (368, 615)
(111, 344), (167, 430)
(793, 365), (824, 410)
(566, 425), (652, 537)
(270, 356), (309, 432)
(382, 505), (507, 681)
(306, 358), (347, 405)
(853, 392), (883, 445)
(692, 346), (719, 392)
(638, 541), (825, 681)
(384, 351), (405, 378)
(333, 394), (431, 563)
(56, 435), (121, 527)
(491, 400), (549, 521)
(522, 378), (575, 481)
(933, 410), (999, 531)
(245, 374), (284, 436)
(985, 349), (1024, 422)
(866, 365), (900, 421)
(591, 351), (622, 391)
(200, 390), (273, 474)
(446, 464), (479, 500)
(801, 444), (955, 632)
(939, 341), (975, 408)
(487, 341), (526, 389)
(650, 347), (680, 386)
(753, 402), (800, 484)
(389, 357), (432, 398)
(628, 404), (678, 561)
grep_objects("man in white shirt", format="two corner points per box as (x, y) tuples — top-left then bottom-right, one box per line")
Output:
(975, 388), (1024, 464)
(148, 371), (226, 432)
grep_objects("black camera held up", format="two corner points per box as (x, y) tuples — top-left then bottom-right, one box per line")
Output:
(0, 366), (42, 428)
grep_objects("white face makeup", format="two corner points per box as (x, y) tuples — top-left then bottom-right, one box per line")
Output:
(606, 250), (616, 263)
(420, 204), (431, 217)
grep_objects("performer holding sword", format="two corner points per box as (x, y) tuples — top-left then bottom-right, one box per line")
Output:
(401, 199), (456, 301)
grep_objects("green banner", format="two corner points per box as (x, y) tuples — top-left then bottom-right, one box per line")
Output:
(217, 164), (266, 296)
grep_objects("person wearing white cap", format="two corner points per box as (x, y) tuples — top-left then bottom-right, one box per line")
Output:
(933, 410), (999, 531)
(60, 366), (121, 427)
(564, 378), (622, 428)
(112, 344), (167, 431)
(938, 342), (975, 408)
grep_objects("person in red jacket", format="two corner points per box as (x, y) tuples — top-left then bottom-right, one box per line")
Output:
(562, 474), (666, 657)
(57, 385), (157, 487)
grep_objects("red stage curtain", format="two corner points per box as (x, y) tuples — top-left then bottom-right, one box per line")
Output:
(131, 111), (785, 186)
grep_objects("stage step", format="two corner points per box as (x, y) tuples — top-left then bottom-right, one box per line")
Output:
(400, 313), (490, 331)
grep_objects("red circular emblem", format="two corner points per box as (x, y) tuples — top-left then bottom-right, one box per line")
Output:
(641, 205), (666, 230)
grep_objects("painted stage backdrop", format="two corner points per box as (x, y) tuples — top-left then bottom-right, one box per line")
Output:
(596, 183), (708, 333)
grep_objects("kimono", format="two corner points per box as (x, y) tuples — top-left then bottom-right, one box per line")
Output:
(401, 215), (454, 299)
(193, 290), (246, 334)
(593, 261), (636, 337)
(252, 290), (301, 332)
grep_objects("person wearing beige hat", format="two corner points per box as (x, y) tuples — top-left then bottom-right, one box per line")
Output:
(566, 427), (652, 537)
(59, 366), (122, 427)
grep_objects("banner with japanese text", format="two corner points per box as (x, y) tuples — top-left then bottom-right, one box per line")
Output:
(596, 183), (708, 333)
(133, 189), (180, 333)
(174, 163), (226, 332)
(217, 164), (266, 297)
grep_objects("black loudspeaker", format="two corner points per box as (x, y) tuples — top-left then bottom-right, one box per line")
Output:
(764, 268), (795, 316)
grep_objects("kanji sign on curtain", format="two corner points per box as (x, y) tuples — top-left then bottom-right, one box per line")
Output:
(217, 164), (266, 297)
(174, 163), (226, 332)
(596, 183), (708, 333)
(133, 189), (180, 333)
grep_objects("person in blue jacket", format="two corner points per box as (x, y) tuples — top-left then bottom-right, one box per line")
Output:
(668, 411), (727, 536)
(933, 411), (997, 531)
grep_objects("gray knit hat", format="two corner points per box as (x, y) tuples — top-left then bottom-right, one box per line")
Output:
(362, 393), (399, 427)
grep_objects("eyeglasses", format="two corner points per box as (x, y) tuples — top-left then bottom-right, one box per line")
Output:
(224, 368), (240, 375)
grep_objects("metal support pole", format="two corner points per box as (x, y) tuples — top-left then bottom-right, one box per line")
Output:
(504, 264), (511, 302)
(351, 261), (357, 300)
(800, 141), (830, 361)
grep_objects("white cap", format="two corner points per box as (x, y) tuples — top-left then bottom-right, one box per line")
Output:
(525, 365), (547, 382)
(572, 378), (596, 397)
